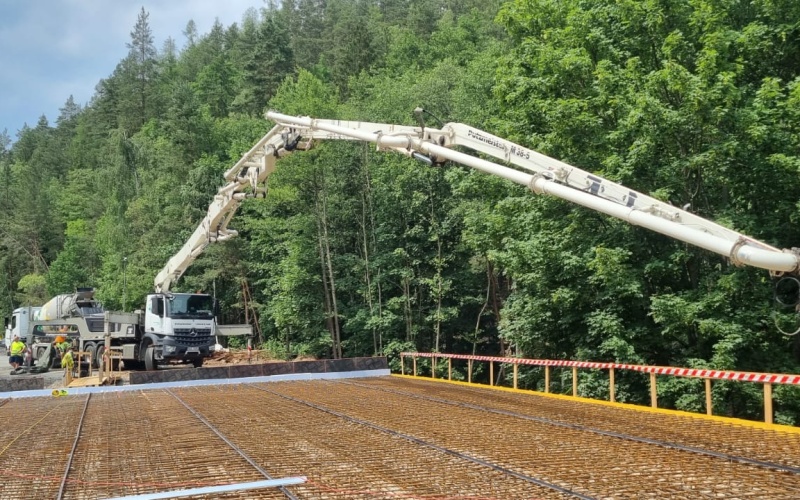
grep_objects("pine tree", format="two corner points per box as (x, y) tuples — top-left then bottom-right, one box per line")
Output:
(56, 95), (81, 127)
(125, 7), (158, 129)
(236, 10), (294, 115)
(183, 20), (198, 47)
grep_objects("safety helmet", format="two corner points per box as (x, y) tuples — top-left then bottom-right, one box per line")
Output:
(55, 335), (66, 343)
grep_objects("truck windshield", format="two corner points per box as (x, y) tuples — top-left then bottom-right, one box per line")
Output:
(167, 295), (214, 319)
(78, 306), (104, 316)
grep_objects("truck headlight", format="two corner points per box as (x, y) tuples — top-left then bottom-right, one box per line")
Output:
(164, 345), (176, 354)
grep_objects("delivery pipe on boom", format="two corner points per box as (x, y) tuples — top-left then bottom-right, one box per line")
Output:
(266, 111), (800, 276)
(153, 110), (800, 340)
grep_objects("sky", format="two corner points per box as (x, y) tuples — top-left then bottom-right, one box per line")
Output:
(0, 0), (267, 140)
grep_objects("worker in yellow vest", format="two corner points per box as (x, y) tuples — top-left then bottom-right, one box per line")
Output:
(54, 335), (71, 360)
(62, 346), (75, 384)
(9, 335), (25, 370)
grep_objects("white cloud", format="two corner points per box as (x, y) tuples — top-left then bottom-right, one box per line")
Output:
(0, 0), (266, 136)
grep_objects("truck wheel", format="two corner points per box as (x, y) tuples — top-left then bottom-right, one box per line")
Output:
(84, 342), (96, 366)
(192, 358), (203, 368)
(94, 345), (105, 369)
(144, 346), (157, 371)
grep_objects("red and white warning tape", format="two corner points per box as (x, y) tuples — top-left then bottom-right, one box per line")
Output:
(400, 352), (800, 385)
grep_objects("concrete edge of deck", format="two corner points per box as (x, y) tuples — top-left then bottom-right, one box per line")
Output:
(392, 374), (800, 434)
(0, 369), (390, 399)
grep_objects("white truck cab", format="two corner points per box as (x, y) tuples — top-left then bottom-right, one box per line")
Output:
(142, 293), (215, 366)
(4, 307), (41, 350)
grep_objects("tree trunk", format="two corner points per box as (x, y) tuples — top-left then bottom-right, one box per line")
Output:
(487, 260), (507, 355)
(316, 175), (341, 359)
(474, 259), (492, 356)
(434, 236), (443, 353)
(403, 273), (413, 342)
(358, 151), (377, 355)
(428, 182), (444, 353)
(363, 148), (384, 354)
(317, 214), (335, 350)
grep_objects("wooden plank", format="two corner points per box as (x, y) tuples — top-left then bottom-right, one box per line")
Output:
(513, 363), (518, 389)
(609, 368), (615, 402)
(650, 372), (658, 408)
(545, 366), (550, 394)
(705, 378), (712, 416)
(572, 366), (578, 397)
(68, 376), (108, 388)
(764, 383), (773, 424)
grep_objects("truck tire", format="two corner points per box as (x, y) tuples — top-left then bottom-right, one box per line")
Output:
(144, 346), (157, 371)
(94, 345), (105, 369)
(84, 342), (96, 366)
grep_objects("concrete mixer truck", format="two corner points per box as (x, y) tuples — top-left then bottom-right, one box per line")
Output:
(4, 287), (215, 371)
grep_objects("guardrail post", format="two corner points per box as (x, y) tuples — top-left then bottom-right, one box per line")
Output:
(448, 358), (452, 381)
(468, 359), (472, 383)
(432, 355), (436, 379)
(413, 356), (417, 377)
(490, 361), (494, 386)
(545, 366), (550, 394)
(401, 355), (405, 375)
(649, 372), (658, 408)
(572, 367), (578, 397)
(513, 363), (518, 389)
(705, 379), (712, 416)
(609, 367), (615, 402)
(764, 383), (773, 424)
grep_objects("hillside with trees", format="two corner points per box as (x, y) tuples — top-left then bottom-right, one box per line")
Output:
(2, 0), (800, 422)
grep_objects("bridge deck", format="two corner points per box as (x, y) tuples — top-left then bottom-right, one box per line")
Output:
(1, 375), (798, 499)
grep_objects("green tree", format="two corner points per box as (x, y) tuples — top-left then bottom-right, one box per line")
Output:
(493, 0), (800, 415)
(46, 220), (98, 295)
(236, 10), (294, 115)
(122, 7), (159, 131)
(16, 274), (48, 306)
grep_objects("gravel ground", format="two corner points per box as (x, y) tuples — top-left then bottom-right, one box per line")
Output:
(0, 355), (65, 389)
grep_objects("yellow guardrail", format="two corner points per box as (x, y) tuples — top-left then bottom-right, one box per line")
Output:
(400, 352), (800, 424)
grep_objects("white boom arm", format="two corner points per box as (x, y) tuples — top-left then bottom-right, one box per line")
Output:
(154, 110), (800, 292)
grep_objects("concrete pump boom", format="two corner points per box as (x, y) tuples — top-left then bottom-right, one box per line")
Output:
(154, 110), (800, 294)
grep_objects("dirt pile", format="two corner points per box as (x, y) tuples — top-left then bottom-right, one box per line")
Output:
(204, 349), (285, 366)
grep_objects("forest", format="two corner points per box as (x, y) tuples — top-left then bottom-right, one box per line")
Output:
(2, 0), (800, 422)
